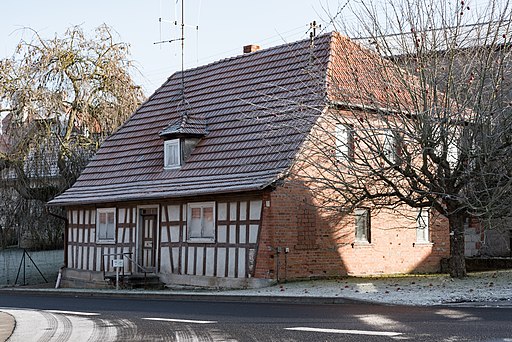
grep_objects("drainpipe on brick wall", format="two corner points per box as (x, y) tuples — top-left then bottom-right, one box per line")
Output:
(46, 209), (69, 268)
(275, 247), (281, 283)
(284, 247), (288, 282)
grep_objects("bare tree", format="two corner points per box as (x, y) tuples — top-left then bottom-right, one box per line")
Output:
(0, 24), (145, 248)
(298, 0), (512, 277)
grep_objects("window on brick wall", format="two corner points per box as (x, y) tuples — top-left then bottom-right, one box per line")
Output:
(335, 123), (354, 161)
(416, 208), (430, 243)
(355, 208), (371, 243)
(446, 140), (459, 169)
(96, 208), (116, 243)
(382, 129), (398, 163)
(187, 202), (215, 241)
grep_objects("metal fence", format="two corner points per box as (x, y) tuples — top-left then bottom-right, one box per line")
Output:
(0, 248), (63, 286)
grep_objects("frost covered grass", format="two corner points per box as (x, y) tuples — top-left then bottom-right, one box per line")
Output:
(221, 270), (512, 306)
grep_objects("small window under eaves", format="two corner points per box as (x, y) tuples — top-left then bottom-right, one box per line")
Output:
(164, 139), (181, 169)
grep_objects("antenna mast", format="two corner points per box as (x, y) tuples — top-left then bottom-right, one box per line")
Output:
(155, 0), (193, 109)
(180, 0), (185, 101)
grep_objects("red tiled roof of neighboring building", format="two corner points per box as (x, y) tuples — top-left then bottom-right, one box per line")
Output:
(327, 33), (418, 110)
(50, 32), (413, 206)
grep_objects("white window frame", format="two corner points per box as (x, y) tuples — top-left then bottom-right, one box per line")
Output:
(446, 141), (459, 169)
(335, 123), (353, 161)
(416, 208), (430, 243)
(187, 202), (216, 242)
(355, 208), (371, 243)
(164, 139), (181, 169)
(96, 208), (116, 244)
(383, 129), (397, 163)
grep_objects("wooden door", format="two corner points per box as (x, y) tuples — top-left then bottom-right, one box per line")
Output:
(139, 208), (157, 271)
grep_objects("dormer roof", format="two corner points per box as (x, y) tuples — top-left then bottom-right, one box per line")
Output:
(159, 113), (208, 138)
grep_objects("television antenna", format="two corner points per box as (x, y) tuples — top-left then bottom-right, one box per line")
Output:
(154, 0), (199, 110)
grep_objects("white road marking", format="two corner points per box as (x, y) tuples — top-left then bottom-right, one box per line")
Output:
(143, 317), (217, 324)
(45, 309), (100, 316)
(285, 327), (403, 337)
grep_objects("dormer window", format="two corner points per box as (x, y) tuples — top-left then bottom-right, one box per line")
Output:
(160, 114), (208, 170)
(164, 139), (181, 169)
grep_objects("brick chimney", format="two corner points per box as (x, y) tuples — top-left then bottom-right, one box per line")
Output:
(243, 44), (261, 54)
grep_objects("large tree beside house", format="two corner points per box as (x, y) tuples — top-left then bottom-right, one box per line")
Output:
(297, 0), (512, 277)
(0, 25), (145, 249)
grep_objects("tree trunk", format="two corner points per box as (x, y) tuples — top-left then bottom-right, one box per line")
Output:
(448, 213), (467, 278)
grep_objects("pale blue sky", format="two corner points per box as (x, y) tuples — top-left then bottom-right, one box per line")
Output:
(0, 0), (496, 95)
(0, 0), (348, 95)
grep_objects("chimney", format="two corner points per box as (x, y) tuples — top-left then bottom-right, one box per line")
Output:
(243, 44), (261, 54)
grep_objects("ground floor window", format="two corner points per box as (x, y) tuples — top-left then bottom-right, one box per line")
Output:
(96, 208), (116, 243)
(416, 208), (430, 243)
(355, 208), (371, 243)
(187, 202), (215, 241)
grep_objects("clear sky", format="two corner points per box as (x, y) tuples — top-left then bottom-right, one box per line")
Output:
(0, 0), (495, 96)
(0, 0), (349, 95)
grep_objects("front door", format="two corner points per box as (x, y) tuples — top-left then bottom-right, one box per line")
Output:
(139, 208), (158, 271)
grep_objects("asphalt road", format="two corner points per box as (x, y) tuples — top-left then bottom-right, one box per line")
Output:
(1, 293), (512, 341)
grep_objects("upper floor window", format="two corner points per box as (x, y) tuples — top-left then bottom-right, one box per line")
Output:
(416, 208), (430, 243)
(446, 141), (459, 169)
(97, 208), (116, 243)
(335, 124), (354, 161)
(355, 208), (371, 243)
(164, 139), (181, 169)
(383, 129), (398, 163)
(187, 202), (215, 241)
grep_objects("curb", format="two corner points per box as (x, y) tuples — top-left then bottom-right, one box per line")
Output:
(0, 287), (365, 305)
(1, 286), (509, 308)
(0, 311), (15, 342)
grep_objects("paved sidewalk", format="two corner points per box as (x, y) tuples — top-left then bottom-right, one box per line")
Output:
(1, 270), (511, 341)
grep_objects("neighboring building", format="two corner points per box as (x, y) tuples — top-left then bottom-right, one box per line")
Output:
(356, 25), (512, 258)
(49, 32), (452, 289)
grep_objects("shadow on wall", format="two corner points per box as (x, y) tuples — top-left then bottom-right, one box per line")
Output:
(256, 179), (350, 281)
(0, 248), (63, 286)
(256, 178), (451, 280)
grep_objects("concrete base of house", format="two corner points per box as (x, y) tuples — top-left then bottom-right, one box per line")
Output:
(59, 268), (275, 290)
(59, 268), (112, 289)
(159, 273), (275, 290)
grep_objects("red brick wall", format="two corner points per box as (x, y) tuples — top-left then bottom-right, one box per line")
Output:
(254, 180), (450, 280)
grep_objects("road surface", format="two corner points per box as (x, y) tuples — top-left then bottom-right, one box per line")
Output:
(1, 293), (511, 341)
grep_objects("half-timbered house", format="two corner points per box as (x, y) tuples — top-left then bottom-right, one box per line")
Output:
(49, 32), (451, 288)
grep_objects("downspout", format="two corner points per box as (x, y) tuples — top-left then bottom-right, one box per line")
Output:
(46, 209), (69, 288)
(275, 247), (280, 283)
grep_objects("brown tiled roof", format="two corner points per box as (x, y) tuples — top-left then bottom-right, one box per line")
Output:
(49, 33), (336, 205)
(50, 32), (415, 206)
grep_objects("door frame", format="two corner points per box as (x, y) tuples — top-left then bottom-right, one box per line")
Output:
(136, 204), (160, 272)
